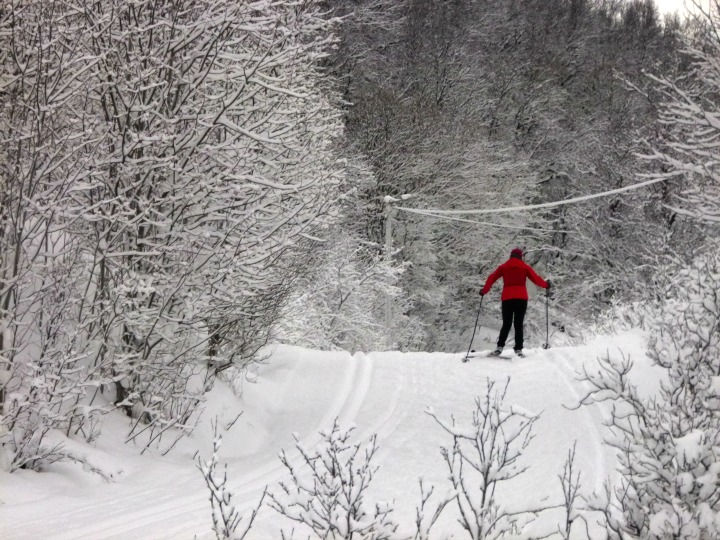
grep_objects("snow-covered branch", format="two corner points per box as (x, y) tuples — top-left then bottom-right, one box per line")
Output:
(427, 378), (541, 540)
(268, 418), (400, 539)
(198, 423), (265, 540)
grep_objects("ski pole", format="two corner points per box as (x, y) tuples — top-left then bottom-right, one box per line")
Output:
(542, 286), (550, 349)
(462, 296), (484, 362)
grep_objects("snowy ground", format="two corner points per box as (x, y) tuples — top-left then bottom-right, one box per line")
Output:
(0, 329), (652, 539)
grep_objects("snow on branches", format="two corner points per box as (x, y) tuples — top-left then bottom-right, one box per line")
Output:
(198, 422), (265, 540)
(579, 252), (720, 538)
(1, 0), (344, 467)
(269, 419), (400, 539)
(638, 9), (720, 226)
(427, 378), (542, 540)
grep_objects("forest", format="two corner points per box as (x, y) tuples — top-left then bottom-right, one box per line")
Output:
(1, 0), (720, 538)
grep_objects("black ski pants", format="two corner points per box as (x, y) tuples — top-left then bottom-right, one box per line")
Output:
(497, 299), (528, 351)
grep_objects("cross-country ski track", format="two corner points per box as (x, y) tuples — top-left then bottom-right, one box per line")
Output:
(0, 331), (650, 539)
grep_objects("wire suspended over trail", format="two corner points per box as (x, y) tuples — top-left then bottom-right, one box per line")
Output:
(397, 207), (569, 233)
(396, 176), (671, 216)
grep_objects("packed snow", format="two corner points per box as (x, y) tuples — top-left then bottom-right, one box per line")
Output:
(1, 330), (653, 539)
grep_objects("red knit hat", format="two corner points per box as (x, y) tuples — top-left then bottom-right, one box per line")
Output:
(510, 247), (523, 258)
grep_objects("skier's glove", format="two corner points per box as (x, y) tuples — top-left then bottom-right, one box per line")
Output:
(479, 290), (485, 297)
(546, 280), (554, 299)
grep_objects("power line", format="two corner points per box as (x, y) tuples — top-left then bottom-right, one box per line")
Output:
(398, 207), (569, 233)
(396, 176), (671, 216)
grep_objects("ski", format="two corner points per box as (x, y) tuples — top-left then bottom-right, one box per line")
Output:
(462, 350), (528, 361)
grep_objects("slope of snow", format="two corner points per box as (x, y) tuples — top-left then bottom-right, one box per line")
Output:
(0, 330), (650, 539)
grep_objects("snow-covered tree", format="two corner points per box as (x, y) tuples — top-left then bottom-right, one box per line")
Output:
(68, 0), (342, 434)
(325, 0), (686, 347)
(274, 157), (419, 352)
(1, 0), (345, 465)
(579, 252), (720, 538)
(577, 8), (720, 533)
(0, 0), (107, 470)
(638, 7), (720, 227)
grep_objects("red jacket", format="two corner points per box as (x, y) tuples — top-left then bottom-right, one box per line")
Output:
(481, 257), (548, 301)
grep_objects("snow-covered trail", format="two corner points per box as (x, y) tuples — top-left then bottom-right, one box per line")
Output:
(1, 333), (647, 539)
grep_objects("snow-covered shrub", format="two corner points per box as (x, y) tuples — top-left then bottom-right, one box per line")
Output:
(198, 425), (265, 540)
(413, 478), (454, 540)
(275, 157), (425, 353)
(580, 252), (720, 538)
(0, 0), (106, 471)
(590, 299), (654, 336)
(649, 253), (720, 417)
(427, 378), (540, 540)
(269, 419), (400, 539)
(0, 243), (106, 471)
(276, 230), (406, 352)
(2, 359), (82, 472)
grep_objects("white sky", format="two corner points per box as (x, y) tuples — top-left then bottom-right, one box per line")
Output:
(654, 0), (711, 16)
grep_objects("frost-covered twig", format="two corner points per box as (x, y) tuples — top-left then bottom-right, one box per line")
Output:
(198, 422), (265, 540)
(427, 378), (541, 540)
(269, 418), (399, 539)
(557, 442), (581, 539)
(413, 478), (454, 540)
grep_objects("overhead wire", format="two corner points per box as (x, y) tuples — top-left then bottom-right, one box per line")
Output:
(396, 175), (671, 216)
(397, 206), (569, 233)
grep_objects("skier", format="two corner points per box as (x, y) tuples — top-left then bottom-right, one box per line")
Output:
(480, 248), (550, 357)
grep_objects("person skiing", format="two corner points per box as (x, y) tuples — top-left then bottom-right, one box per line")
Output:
(480, 247), (550, 357)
